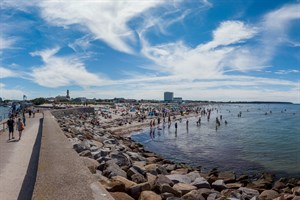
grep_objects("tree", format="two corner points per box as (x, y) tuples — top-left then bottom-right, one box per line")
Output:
(31, 98), (46, 105)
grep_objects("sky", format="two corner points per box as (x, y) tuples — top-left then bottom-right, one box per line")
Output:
(0, 0), (299, 103)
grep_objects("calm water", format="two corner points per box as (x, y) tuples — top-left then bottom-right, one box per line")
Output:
(0, 106), (10, 121)
(131, 104), (300, 178)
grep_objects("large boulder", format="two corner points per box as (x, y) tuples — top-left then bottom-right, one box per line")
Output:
(110, 192), (134, 200)
(111, 176), (136, 190)
(292, 186), (300, 196)
(181, 190), (205, 200)
(259, 190), (280, 200)
(103, 162), (127, 178)
(160, 184), (182, 197)
(212, 180), (227, 191)
(128, 166), (146, 178)
(131, 173), (147, 184)
(129, 182), (151, 200)
(187, 171), (202, 182)
(80, 157), (99, 174)
(173, 183), (197, 195)
(192, 177), (211, 189)
(79, 150), (92, 158)
(218, 171), (236, 183)
(139, 191), (162, 200)
(146, 173), (157, 189)
(238, 187), (259, 199)
(110, 152), (132, 168)
(166, 174), (192, 184)
(73, 142), (89, 153)
(100, 179), (125, 192)
(155, 175), (174, 187)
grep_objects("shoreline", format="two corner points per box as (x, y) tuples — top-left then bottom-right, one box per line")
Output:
(51, 107), (300, 200)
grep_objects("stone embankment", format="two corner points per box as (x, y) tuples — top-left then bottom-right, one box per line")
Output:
(53, 108), (300, 200)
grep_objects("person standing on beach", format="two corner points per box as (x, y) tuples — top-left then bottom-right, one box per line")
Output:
(175, 122), (178, 130)
(16, 118), (25, 141)
(7, 117), (15, 140)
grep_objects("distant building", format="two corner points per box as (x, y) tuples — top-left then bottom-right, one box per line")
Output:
(73, 97), (87, 103)
(0, 97), (2, 102)
(66, 90), (70, 99)
(55, 95), (69, 102)
(173, 97), (183, 103)
(164, 92), (174, 102)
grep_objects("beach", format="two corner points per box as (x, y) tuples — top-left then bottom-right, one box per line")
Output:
(51, 103), (300, 200)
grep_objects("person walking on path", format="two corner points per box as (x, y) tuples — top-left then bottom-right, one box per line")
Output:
(22, 111), (26, 126)
(7, 117), (15, 140)
(16, 118), (24, 141)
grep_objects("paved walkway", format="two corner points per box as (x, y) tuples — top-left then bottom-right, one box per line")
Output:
(0, 113), (43, 200)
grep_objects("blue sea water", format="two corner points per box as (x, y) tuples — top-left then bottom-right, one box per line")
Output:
(131, 104), (300, 178)
(0, 106), (10, 121)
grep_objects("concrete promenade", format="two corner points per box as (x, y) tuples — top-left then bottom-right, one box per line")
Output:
(0, 111), (114, 200)
(0, 113), (43, 200)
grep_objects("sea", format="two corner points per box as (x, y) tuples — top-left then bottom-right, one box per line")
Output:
(0, 106), (11, 122)
(131, 103), (300, 178)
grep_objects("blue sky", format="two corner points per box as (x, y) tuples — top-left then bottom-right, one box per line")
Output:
(0, 0), (299, 102)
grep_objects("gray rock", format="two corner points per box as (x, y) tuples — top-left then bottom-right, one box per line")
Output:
(160, 184), (182, 197)
(212, 180), (227, 191)
(172, 183), (197, 195)
(182, 190), (205, 200)
(79, 150), (92, 158)
(73, 143), (89, 153)
(187, 171), (202, 182)
(155, 175), (174, 187)
(131, 173), (147, 184)
(95, 148), (111, 159)
(139, 191), (162, 200)
(238, 187), (259, 199)
(127, 166), (146, 179)
(161, 192), (175, 200)
(127, 151), (146, 161)
(157, 166), (169, 175)
(80, 157), (99, 174)
(103, 138), (119, 145)
(103, 162), (127, 178)
(192, 177), (211, 189)
(166, 174), (192, 184)
(218, 171), (236, 183)
(110, 152), (132, 167)
(166, 197), (181, 200)
(259, 190), (280, 200)
(129, 182), (151, 200)
(207, 193), (219, 200)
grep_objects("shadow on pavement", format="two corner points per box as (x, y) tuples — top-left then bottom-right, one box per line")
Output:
(17, 118), (43, 200)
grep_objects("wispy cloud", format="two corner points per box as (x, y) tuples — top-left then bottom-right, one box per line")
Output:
(140, 20), (258, 78)
(0, 83), (24, 100)
(0, 67), (16, 78)
(275, 69), (300, 75)
(37, 0), (166, 54)
(30, 47), (107, 88)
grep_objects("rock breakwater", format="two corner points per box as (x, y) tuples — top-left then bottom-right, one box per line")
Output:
(53, 108), (300, 200)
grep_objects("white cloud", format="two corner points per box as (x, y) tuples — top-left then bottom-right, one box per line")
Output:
(30, 48), (107, 88)
(36, 0), (165, 54)
(0, 83), (24, 100)
(0, 67), (16, 78)
(140, 20), (258, 78)
(200, 21), (257, 50)
(0, 36), (16, 51)
(275, 69), (300, 75)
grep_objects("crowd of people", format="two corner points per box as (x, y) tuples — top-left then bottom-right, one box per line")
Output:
(6, 107), (37, 141)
